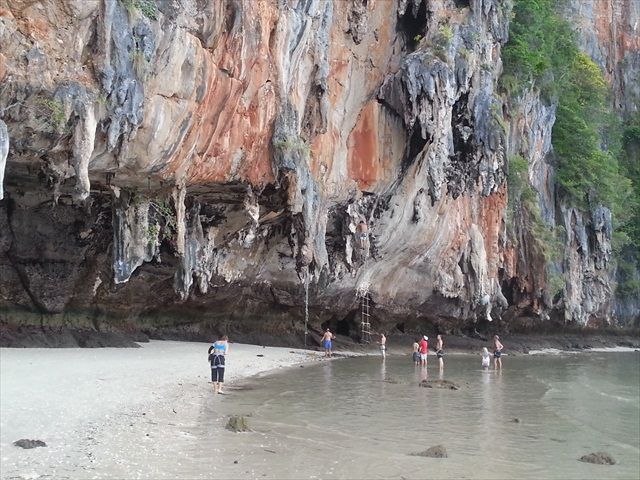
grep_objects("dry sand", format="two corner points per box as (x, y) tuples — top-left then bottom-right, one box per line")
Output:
(0, 340), (327, 479)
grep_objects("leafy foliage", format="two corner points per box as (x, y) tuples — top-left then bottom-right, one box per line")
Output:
(552, 53), (633, 215)
(501, 0), (577, 100)
(36, 98), (68, 133)
(121, 0), (158, 21)
(501, 0), (640, 302)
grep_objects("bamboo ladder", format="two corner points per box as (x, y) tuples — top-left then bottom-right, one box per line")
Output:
(359, 290), (372, 343)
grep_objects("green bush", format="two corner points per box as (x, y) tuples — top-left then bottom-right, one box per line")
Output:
(502, 0), (640, 302)
(501, 0), (577, 100)
(121, 0), (158, 21)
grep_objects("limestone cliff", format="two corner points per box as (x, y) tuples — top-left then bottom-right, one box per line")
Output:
(0, 0), (637, 344)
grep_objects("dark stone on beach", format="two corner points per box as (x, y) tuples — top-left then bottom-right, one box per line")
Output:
(226, 416), (250, 432)
(419, 379), (459, 390)
(13, 439), (47, 449)
(411, 445), (448, 458)
(579, 452), (616, 465)
(233, 460), (238, 464)
(511, 418), (521, 423)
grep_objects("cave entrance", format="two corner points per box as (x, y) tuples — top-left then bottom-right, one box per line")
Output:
(397, 0), (428, 51)
(336, 317), (351, 336)
(499, 268), (515, 306)
(448, 92), (475, 198)
(403, 127), (429, 172)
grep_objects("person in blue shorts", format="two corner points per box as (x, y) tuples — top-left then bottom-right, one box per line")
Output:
(321, 328), (334, 358)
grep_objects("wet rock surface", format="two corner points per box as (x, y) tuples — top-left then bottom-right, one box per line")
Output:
(13, 439), (47, 449)
(578, 452), (616, 465)
(410, 445), (448, 458)
(226, 416), (250, 433)
(419, 379), (460, 390)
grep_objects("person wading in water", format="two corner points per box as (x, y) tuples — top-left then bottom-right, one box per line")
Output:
(436, 334), (444, 370)
(493, 335), (504, 369)
(321, 329), (334, 358)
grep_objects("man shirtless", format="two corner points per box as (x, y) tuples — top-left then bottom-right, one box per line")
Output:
(436, 334), (444, 369)
(322, 329), (334, 358)
(379, 333), (386, 358)
(493, 335), (504, 369)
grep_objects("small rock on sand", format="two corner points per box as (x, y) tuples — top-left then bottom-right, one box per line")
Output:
(511, 418), (521, 423)
(578, 452), (616, 465)
(226, 416), (250, 432)
(419, 379), (459, 390)
(410, 445), (448, 458)
(13, 439), (47, 449)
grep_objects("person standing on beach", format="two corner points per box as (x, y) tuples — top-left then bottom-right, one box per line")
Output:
(412, 339), (420, 365)
(322, 329), (334, 358)
(435, 334), (444, 369)
(208, 335), (229, 394)
(379, 333), (387, 358)
(419, 335), (429, 367)
(493, 335), (503, 369)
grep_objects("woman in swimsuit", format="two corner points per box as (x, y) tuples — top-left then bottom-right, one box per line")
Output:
(493, 335), (503, 369)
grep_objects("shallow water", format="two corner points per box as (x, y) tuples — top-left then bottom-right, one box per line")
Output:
(190, 352), (640, 480)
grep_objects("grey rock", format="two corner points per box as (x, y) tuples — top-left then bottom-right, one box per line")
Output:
(419, 379), (460, 390)
(13, 439), (47, 449)
(411, 445), (448, 458)
(578, 452), (616, 465)
(226, 416), (250, 433)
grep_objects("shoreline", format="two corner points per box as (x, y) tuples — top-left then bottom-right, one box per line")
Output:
(0, 341), (333, 479)
(1, 340), (637, 478)
(2, 325), (639, 352)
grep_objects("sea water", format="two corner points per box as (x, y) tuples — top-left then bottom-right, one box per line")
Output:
(192, 351), (640, 480)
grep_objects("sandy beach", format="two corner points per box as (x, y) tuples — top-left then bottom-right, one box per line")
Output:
(0, 341), (326, 479)
(2, 339), (638, 479)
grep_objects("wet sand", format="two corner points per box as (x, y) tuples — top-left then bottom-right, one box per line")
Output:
(0, 340), (333, 479)
(1, 336), (638, 479)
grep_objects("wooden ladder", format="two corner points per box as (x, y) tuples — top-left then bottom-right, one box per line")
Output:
(360, 292), (371, 343)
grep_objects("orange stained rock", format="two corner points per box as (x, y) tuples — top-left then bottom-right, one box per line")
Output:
(16, 16), (50, 39)
(479, 185), (508, 275)
(590, 0), (640, 76)
(347, 102), (381, 189)
(162, 4), (279, 188)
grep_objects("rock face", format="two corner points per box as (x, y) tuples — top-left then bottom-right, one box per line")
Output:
(0, 0), (636, 343)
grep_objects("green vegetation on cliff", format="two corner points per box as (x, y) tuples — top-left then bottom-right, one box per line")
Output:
(501, 0), (639, 300)
(502, 0), (633, 216)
